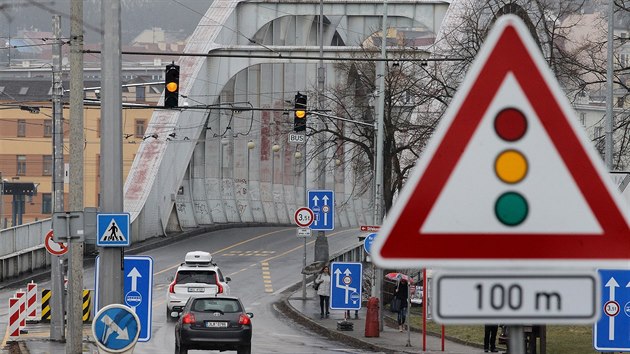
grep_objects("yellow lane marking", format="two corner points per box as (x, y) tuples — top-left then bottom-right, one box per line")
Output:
(260, 229), (353, 264)
(154, 228), (292, 276)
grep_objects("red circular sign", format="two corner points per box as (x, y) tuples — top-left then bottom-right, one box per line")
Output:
(44, 230), (68, 256)
(294, 207), (314, 227)
(604, 300), (620, 317)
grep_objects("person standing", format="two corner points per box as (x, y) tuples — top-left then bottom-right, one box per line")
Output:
(484, 324), (499, 352)
(315, 265), (331, 319)
(394, 278), (409, 332)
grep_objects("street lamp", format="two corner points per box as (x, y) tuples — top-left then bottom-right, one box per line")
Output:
(271, 144), (280, 188)
(247, 141), (256, 221)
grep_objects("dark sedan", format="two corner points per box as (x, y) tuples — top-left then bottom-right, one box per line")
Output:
(174, 296), (253, 354)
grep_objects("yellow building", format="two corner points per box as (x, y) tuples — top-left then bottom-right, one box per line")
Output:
(0, 77), (161, 227)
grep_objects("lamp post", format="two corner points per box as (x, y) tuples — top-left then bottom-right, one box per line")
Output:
(271, 144), (280, 222)
(247, 141), (256, 221)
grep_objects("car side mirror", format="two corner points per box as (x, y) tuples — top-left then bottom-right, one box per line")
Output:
(246, 312), (254, 318)
(225, 276), (231, 282)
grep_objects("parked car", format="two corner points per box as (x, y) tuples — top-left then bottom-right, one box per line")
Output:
(167, 251), (231, 321)
(174, 295), (253, 354)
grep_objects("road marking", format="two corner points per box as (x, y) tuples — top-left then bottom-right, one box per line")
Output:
(154, 228), (292, 276)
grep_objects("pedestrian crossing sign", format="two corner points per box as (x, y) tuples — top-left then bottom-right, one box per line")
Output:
(97, 213), (130, 247)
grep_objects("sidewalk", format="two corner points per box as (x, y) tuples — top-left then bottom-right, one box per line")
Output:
(279, 285), (491, 354)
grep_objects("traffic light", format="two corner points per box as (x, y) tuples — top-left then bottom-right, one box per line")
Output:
(164, 62), (180, 108)
(294, 92), (307, 132)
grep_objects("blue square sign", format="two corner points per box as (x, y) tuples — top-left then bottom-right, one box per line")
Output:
(97, 213), (130, 247)
(330, 262), (362, 310)
(308, 190), (334, 231)
(594, 269), (630, 351)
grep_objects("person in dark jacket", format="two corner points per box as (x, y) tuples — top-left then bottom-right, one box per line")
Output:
(484, 324), (499, 352)
(314, 265), (331, 319)
(394, 278), (409, 331)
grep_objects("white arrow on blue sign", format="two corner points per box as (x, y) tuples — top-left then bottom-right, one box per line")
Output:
(594, 269), (630, 351)
(308, 190), (334, 231)
(92, 304), (140, 352)
(94, 256), (153, 342)
(330, 262), (362, 310)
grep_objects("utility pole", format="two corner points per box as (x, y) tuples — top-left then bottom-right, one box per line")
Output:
(313, 0), (329, 264)
(67, 0), (85, 352)
(97, 0), (124, 308)
(50, 15), (66, 342)
(606, 0), (614, 170)
(374, 0), (387, 331)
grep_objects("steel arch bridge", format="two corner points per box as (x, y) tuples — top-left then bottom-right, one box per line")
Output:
(125, 0), (450, 241)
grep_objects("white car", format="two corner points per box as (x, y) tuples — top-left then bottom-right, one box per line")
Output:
(166, 251), (231, 321)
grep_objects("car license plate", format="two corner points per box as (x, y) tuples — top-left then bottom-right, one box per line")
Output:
(188, 287), (204, 293)
(205, 321), (228, 328)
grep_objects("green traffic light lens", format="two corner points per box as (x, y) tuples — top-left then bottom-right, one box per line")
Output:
(495, 192), (528, 226)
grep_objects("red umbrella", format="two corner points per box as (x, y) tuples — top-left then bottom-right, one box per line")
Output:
(385, 272), (414, 284)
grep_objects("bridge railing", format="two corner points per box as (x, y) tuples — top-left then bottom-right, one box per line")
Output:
(0, 219), (51, 281)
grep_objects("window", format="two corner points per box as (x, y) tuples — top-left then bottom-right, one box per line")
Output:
(579, 113), (586, 126)
(16, 155), (26, 175)
(135, 119), (146, 138)
(136, 86), (146, 102)
(594, 126), (603, 138)
(43, 155), (52, 176)
(44, 119), (53, 137)
(42, 193), (52, 214)
(19, 87), (28, 95)
(17, 119), (26, 137)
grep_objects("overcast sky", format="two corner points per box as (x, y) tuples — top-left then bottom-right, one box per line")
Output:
(0, 0), (212, 44)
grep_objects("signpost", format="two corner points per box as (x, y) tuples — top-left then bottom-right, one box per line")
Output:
(594, 269), (630, 351)
(95, 256), (153, 342)
(330, 262), (362, 310)
(92, 304), (140, 353)
(308, 190), (334, 231)
(96, 213), (130, 247)
(44, 229), (68, 256)
(372, 15), (630, 269)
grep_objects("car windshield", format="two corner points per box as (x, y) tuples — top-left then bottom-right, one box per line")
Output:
(191, 298), (241, 313)
(176, 270), (217, 285)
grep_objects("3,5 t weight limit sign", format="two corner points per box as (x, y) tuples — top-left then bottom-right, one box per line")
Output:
(294, 207), (314, 227)
(433, 272), (599, 324)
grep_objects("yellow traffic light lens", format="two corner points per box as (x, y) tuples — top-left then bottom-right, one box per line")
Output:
(295, 110), (306, 119)
(166, 82), (178, 93)
(494, 149), (528, 184)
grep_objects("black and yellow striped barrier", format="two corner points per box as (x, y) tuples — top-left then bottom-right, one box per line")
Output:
(40, 289), (93, 323)
(82, 290), (92, 322)
(41, 289), (51, 322)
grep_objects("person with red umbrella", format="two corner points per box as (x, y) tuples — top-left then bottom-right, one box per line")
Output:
(393, 278), (409, 332)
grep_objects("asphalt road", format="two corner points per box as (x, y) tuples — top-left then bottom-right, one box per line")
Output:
(0, 226), (370, 353)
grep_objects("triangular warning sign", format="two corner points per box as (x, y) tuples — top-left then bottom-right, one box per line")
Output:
(372, 15), (630, 268)
(100, 219), (127, 242)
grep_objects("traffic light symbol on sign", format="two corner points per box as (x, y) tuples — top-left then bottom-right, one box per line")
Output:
(164, 63), (180, 108)
(493, 107), (528, 226)
(294, 92), (307, 132)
